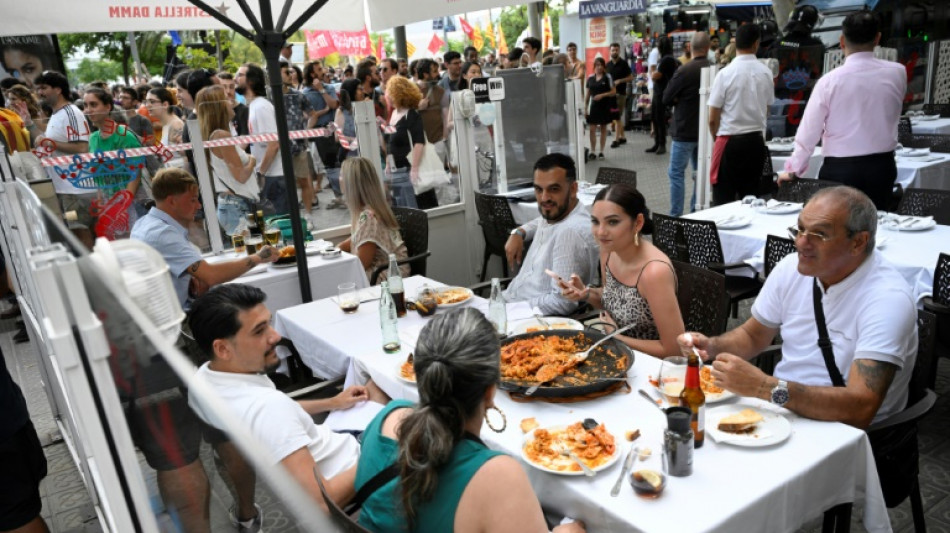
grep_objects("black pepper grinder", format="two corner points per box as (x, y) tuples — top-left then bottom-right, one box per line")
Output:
(663, 406), (694, 477)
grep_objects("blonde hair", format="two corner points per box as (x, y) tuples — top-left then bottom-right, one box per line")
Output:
(386, 75), (422, 109)
(341, 157), (399, 231)
(194, 85), (231, 142)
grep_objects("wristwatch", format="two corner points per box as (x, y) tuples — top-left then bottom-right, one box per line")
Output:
(319, 89), (327, 94)
(510, 227), (526, 239)
(770, 380), (789, 407)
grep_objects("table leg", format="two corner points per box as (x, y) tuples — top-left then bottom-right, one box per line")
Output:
(821, 502), (853, 533)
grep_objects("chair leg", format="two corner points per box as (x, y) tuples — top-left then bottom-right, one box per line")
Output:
(502, 255), (509, 278)
(480, 249), (490, 283)
(730, 300), (739, 319)
(821, 503), (852, 533)
(910, 479), (926, 533)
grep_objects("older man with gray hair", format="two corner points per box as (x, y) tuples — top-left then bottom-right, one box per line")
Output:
(663, 32), (711, 217)
(679, 186), (917, 429)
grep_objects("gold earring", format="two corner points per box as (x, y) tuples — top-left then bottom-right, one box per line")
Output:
(484, 405), (507, 433)
(634, 232), (640, 246)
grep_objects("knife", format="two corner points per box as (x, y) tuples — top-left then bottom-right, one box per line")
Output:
(611, 445), (639, 497)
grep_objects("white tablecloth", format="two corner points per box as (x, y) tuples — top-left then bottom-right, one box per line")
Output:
(910, 117), (950, 135)
(275, 276), (891, 533)
(207, 249), (368, 312)
(683, 201), (944, 301)
(771, 146), (950, 190)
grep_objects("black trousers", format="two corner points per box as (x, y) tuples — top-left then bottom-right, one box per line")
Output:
(819, 151), (896, 210)
(650, 100), (668, 148)
(712, 132), (767, 206)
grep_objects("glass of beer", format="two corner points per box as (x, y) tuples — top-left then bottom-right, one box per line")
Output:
(231, 233), (246, 254)
(338, 282), (360, 314)
(657, 356), (688, 406)
(264, 226), (281, 246)
(246, 237), (262, 256)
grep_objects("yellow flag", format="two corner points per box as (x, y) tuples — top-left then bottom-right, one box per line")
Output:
(473, 26), (484, 51)
(543, 6), (553, 51)
(406, 41), (417, 57)
(486, 21), (496, 49)
(497, 23), (509, 56)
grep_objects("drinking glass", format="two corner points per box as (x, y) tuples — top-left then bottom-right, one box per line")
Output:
(741, 195), (757, 207)
(338, 282), (360, 314)
(264, 224), (281, 247)
(750, 198), (767, 212)
(657, 356), (688, 406)
(246, 237), (262, 256)
(231, 233), (246, 254)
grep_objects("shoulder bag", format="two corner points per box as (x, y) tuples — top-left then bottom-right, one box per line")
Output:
(405, 121), (449, 195)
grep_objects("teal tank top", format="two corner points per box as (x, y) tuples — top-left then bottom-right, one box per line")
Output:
(356, 400), (504, 532)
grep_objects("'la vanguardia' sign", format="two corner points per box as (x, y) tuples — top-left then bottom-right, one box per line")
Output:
(579, 0), (648, 19)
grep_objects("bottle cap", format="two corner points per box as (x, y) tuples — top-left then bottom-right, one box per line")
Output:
(666, 406), (692, 434)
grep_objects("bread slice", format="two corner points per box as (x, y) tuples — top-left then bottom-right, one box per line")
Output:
(717, 408), (764, 433)
(520, 417), (540, 433)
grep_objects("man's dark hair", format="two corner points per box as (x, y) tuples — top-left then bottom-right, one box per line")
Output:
(443, 51), (461, 64)
(119, 86), (139, 103)
(534, 153), (576, 182)
(175, 70), (192, 93)
(736, 23), (762, 50)
(381, 58), (398, 72)
(463, 46), (478, 57)
(356, 60), (375, 84)
(188, 284), (267, 357)
(408, 59), (419, 78)
(609, 42), (621, 49)
(243, 63), (267, 97)
(523, 37), (542, 52)
(415, 58), (436, 80)
(843, 10), (880, 47)
(567, 42), (578, 49)
(507, 47), (524, 62)
(85, 87), (114, 110)
(187, 68), (216, 101)
(35, 70), (70, 98)
(0, 78), (26, 92)
(657, 35), (674, 57)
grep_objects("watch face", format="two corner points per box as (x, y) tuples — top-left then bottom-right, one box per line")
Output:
(772, 387), (789, 406)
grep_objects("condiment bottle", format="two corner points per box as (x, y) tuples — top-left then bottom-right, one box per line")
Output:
(379, 281), (400, 353)
(663, 406), (694, 477)
(679, 350), (706, 448)
(387, 254), (406, 317)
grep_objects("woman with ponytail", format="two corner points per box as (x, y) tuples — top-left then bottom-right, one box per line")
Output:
(354, 308), (585, 533)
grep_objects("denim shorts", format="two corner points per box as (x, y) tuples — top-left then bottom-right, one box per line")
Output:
(387, 168), (418, 209)
(216, 194), (255, 235)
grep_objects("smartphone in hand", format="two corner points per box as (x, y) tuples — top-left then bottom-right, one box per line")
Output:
(545, 269), (569, 289)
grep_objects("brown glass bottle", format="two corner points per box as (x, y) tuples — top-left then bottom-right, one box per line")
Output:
(679, 352), (705, 448)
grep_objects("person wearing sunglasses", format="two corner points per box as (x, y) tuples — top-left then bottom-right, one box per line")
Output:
(678, 186), (917, 430)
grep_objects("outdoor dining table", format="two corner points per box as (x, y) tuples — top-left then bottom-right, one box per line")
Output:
(770, 146), (950, 191)
(274, 276), (891, 533)
(207, 244), (368, 312)
(909, 117), (950, 135)
(683, 201), (945, 302)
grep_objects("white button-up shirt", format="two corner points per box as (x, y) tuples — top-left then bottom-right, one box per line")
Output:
(707, 54), (775, 136)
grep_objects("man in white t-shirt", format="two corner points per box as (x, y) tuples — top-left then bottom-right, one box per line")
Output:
(679, 187), (917, 429)
(188, 283), (383, 529)
(237, 63), (289, 215)
(33, 71), (93, 226)
(646, 44), (659, 92)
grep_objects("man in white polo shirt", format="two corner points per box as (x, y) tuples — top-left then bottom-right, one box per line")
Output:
(679, 186), (917, 429)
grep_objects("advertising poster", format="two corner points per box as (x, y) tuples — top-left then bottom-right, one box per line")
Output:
(0, 34), (65, 89)
(585, 17), (610, 78)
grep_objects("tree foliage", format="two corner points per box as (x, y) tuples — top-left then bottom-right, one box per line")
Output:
(59, 32), (168, 82)
(70, 58), (123, 86)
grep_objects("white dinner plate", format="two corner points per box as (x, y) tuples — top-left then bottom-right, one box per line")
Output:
(884, 217), (936, 232)
(305, 240), (331, 256)
(913, 115), (940, 121)
(652, 378), (737, 404)
(756, 202), (802, 215)
(508, 317), (584, 335)
(434, 287), (474, 308)
(896, 148), (932, 158)
(395, 361), (416, 385)
(767, 143), (794, 153)
(522, 424), (622, 476)
(714, 214), (753, 230)
(268, 261), (298, 270)
(707, 403), (792, 447)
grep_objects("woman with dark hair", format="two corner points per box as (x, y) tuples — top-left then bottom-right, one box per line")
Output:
(584, 57), (615, 161)
(326, 78), (364, 210)
(145, 87), (186, 169)
(456, 61), (482, 90)
(646, 36), (677, 155)
(354, 308), (585, 533)
(562, 183), (684, 358)
(0, 35), (56, 89)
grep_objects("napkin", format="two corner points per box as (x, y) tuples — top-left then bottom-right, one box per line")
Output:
(324, 401), (385, 432)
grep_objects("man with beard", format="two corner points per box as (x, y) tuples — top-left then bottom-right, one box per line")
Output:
(397, 58), (410, 77)
(187, 283), (384, 515)
(502, 153), (600, 315)
(415, 58), (448, 166)
(218, 72), (249, 135)
(116, 86), (155, 140)
(237, 63), (289, 215)
(356, 59), (384, 119)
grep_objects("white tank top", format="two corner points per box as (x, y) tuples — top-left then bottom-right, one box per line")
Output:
(211, 142), (259, 202)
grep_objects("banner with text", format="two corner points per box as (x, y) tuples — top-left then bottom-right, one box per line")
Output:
(305, 28), (373, 59)
(579, 0), (648, 19)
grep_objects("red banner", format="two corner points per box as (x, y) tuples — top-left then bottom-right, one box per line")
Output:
(459, 17), (474, 40)
(305, 28), (373, 59)
(427, 33), (446, 55)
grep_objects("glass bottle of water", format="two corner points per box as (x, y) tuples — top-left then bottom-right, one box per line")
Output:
(387, 253), (406, 317)
(488, 278), (507, 337)
(379, 281), (400, 353)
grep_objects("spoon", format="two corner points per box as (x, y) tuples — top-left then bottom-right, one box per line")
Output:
(534, 314), (552, 330)
(524, 325), (635, 396)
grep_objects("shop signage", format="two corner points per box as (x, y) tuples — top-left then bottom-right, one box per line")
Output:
(470, 77), (505, 103)
(579, 0), (648, 19)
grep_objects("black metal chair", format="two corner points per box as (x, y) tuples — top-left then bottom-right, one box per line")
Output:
(764, 235), (796, 278)
(595, 167), (637, 188)
(313, 465), (372, 533)
(896, 188), (950, 225)
(267, 338), (344, 399)
(898, 116), (913, 145)
(757, 151), (778, 198)
(654, 214), (762, 318)
(900, 133), (950, 153)
(923, 252), (950, 362)
(773, 177), (839, 204)
(370, 207), (431, 285)
(922, 103), (950, 118)
(672, 260), (730, 337)
(474, 191), (520, 282)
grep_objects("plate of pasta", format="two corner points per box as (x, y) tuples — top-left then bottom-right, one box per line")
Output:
(433, 287), (474, 308)
(396, 354), (416, 385)
(522, 421), (620, 475)
(648, 365), (736, 404)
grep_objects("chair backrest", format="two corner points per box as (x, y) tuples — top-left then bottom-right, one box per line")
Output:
(922, 103), (950, 118)
(392, 206), (429, 277)
(757, 151), (777, 198)
(473, 192), (519, 256)
(595, 167), (637, 188)
(898, 116), (913, 145)
(934, 252), (950, 307)
(895, 187), (950, 225)
(313, 466), (372, 533)
(651, 213), (682, 262)
(652, 214), (726, 268)
(910, 309), (938, 401)
(672, 260), (729, 337)
(901, 133), (950, 152)
(773, 178), (839, 203)
(764, 235), (796, 278)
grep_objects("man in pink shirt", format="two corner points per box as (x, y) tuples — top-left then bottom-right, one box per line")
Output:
(778, 11), (906, 210)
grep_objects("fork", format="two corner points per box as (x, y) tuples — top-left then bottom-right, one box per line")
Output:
(558, 444), (595, 477)
(534, 314), (552, 330)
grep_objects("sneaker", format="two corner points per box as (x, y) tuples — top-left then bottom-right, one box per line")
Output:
(587, 153), (596, 161)
(229, 504), (263, 533)
(598, 153), (605, 160)
(610, 141), (621, 148)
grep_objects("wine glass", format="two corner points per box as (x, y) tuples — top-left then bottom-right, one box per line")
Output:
(657, 356), (688, 406)
(750, 198), (767, 212)
(741, 195), (757, 207)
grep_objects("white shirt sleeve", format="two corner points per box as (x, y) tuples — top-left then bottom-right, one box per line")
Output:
(529, 226), (595, 315)
(707, 70), (726, 109)
(251, 395), (315, 464)
(853, 289), (917, 369)
(750, 254), (795, 329)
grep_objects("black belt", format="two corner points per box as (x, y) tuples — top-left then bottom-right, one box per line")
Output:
(824, 150), (895, 163)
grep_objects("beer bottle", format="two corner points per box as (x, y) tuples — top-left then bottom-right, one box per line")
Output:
(679, 351), (705, 448)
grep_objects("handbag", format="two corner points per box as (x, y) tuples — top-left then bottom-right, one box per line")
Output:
(812, 280), (918, 507)
(406, 126), (450, 195)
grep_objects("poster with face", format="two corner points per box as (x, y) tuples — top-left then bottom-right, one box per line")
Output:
(0, 34), (66, 90)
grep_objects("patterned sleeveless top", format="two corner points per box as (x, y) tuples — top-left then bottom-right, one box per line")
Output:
(602, 257), (675, 341)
